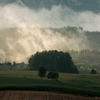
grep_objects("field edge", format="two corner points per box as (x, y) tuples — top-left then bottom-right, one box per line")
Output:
(0, 84), (100, 97)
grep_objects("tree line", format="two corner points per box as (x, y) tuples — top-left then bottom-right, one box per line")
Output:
(67, 49), (100, 74)
(0, 49), (99, 74)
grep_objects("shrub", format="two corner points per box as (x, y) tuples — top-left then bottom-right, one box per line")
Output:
(90, 69), (97, 74)
(38, 66), (46, 78)
(47, 72), (59, 81)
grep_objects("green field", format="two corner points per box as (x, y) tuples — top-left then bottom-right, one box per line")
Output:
(0, 71), (100, 97)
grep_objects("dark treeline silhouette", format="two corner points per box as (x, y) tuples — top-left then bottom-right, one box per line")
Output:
(0, 49), (100, 74)
(28, 50), (79, 74)
(0, 61), (27, 71)
(0, 61), (12, 66)
(0, 61), (25, 67)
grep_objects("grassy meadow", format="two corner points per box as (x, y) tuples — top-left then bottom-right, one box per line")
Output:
(0, 71), (100, 97)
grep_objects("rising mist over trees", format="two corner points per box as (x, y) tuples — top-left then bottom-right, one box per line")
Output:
(0, 49), (100, 74)
(0, 27), (100, 63)
(0, 27), (100, 74)
(68, 50), (100, 74)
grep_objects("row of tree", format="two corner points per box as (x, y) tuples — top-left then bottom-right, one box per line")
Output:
(38, 67), (96, 82)
(0, 61), (25, 66)
(0, 49), (98, 74)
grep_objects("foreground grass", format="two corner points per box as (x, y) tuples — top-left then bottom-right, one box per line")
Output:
(0, 71), (100, 97)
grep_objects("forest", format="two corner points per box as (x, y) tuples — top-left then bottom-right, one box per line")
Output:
(28, 50), (100, 74)
(68, 49), (100, 74)
(0, 49), (100, 74)
(28, 50), (79, 74)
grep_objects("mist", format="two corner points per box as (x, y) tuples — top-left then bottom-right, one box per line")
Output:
(0, 1), (99, 63)
(1, 2), (100, 31)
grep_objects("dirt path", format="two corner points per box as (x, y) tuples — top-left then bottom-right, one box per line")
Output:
(0, 91), (99, 100)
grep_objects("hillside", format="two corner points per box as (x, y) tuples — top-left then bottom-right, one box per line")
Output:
(0, 27), (100, 73)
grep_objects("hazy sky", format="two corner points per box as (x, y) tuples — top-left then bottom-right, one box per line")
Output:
(0, 0), (99, 63)
(0, 0), (100, 31)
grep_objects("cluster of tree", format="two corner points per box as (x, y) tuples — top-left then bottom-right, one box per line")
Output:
(28, 50), (79, 74)
(67, 49), (100, 74)
(0, 62), (12, 66)
(38, 66), (59, 80)
(0, 61), (25, 66)
(0, 61), (27, 71)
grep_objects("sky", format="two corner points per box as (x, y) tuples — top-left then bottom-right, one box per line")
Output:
(0, 0), (100, 63)
(0, 0), (100, 31)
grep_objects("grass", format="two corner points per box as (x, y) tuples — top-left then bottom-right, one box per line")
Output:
(0, 71), (100, 97)
(59, 73), (100, 87)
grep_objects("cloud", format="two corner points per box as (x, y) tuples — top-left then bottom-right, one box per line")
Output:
(0, 27), (90, 63)
(0, 3), (99, 63)
(0, 3), (100, 31)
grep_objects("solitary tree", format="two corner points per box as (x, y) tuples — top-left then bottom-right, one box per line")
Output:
(47, 72), (59, 81)
(47, 72), (53, 79)
(38, 66), (46, 78)
(90, 69), (97, 74)
(53, 72), (59, 81)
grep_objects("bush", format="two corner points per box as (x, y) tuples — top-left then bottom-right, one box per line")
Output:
(47, 72), (59, 81)
(38, 67), (46, 78)
(90, 69), (97, 74)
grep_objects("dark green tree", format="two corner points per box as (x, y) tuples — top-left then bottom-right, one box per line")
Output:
(7, 62), (12, 66)
(38, 66), (46, 78)
(28, 50), (79, 74)
(52, 72), (59, 81)
(90, 69), (97, 74)
(47, 72), (53, 79)
(47, 72), (59, 81)
(4, 61), (12, 66)
(13, 61), (16, 66)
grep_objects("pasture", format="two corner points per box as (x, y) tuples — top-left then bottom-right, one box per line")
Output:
(0, 71), (100, 97)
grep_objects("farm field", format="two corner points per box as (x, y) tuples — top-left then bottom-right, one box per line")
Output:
(0, 91), (96, 100)
(0, 71), (100, 98)
(0, 71), (100, 87)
